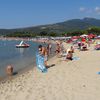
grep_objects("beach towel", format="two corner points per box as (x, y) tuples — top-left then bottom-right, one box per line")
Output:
(72, 57), (80, 60)
(60, 53), (67, 57)
(36, 53), (47, 73)
(97, 72), (100, 75)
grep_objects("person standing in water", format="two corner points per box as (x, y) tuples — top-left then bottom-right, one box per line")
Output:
(6, 65), (13, 76)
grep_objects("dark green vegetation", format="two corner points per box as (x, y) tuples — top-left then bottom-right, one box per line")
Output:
(1, 17), (100, 37)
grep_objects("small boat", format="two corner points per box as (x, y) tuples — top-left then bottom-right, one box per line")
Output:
(16, 41), (30, 48)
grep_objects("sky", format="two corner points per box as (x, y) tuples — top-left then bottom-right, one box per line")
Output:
(0, 0), (100, 29)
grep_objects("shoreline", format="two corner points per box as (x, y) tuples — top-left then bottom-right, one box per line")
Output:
(0, 41), (56, 82)
(0, 52), (57, 85)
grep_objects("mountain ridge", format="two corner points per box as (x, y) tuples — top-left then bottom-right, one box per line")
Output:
(0, 17), (100, 35)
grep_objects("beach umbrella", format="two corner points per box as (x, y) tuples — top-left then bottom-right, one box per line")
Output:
(80, 34), (88, 37)
(88, 34), (96, 39)
(81, 37), (86, 42)
(72, 36), (79, 39)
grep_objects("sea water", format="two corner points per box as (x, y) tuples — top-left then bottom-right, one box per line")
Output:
(0, 40), (44, 78)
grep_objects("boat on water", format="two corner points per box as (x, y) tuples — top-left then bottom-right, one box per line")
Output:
(16, 41), (30, 48)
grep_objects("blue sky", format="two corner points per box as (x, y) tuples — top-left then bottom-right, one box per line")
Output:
(0, 0), (100, 29)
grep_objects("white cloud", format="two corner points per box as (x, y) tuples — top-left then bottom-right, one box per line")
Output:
(95, 7), (100, 14)
(79, 7), (86, 12)
(79, 6), (100, 15)
(79, 7), (93, 14)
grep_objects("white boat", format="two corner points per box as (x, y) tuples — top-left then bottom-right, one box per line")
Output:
(16, 41), (30, 48)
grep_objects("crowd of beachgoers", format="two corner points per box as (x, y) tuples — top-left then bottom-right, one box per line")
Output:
(0, 34), (100, 100)
(1, 35), (100, 78)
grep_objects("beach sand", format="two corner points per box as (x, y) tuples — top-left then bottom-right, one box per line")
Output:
(0, 42), (100, 100)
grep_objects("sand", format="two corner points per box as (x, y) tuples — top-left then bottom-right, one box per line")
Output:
(0, 41), (100, 100)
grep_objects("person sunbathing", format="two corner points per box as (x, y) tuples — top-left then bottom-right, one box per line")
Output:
(66, 51), (73, 61)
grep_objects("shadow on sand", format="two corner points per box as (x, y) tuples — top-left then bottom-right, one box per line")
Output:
(46, 64), (55, 69)
(13, 72), (18, 76)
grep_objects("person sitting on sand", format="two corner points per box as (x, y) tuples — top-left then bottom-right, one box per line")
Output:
(78, 42), (82, 50)
(38, 45), (48, 67)
(66, 51), (73, 61)
(81, 43), (88, 51)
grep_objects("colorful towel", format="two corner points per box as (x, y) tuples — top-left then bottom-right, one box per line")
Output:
(36, 53), (47, 73)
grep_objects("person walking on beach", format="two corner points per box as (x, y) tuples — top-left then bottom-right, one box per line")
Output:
(38, 45), (48, 67)
(55, 40), (64, 55)
(55, 41), (61, 54)
(47, 42), (52, 55)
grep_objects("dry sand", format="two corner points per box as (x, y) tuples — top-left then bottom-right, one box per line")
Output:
(0, 42), (100, 100)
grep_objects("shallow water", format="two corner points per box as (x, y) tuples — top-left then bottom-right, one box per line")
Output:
(0, 40), (43, 78)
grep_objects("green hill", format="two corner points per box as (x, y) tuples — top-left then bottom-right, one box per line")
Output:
(0, 17), (100, 36)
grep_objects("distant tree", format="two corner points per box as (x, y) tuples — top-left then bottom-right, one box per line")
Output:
(48, 32), (57, 37)
(87, 27), (100, 35)
(6, 31), (37, 37)
(39, 31), (48, 36)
